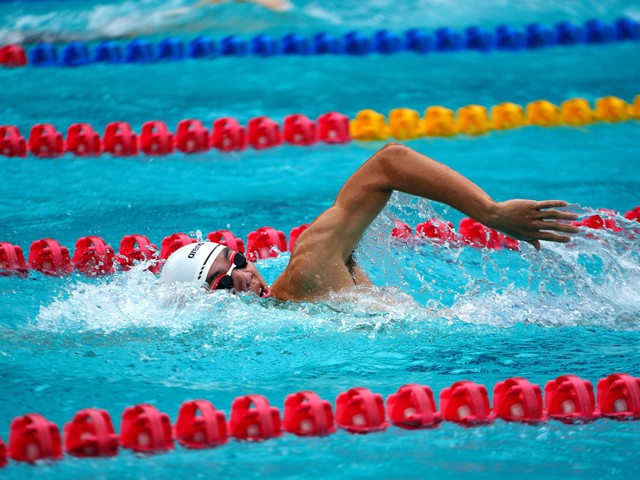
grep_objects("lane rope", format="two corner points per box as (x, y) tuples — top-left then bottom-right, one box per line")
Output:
(1, 373), (639, 466)
(1, 17), (639, 68)
(1, 207), (638, 277)
(1, 95), (639, 159)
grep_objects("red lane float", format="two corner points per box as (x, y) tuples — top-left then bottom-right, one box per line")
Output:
(544, 375), (600, 423)
(288, 224), (308, 252)
(283, 114), (318, 146)
(0, 112), (350, 159)
(0, 126), (26, 157)
(176, 119), (210, 154)
(72, 236), (115, 275)
(207, 230), (245, 253)
(283, 391), (336, 436)
(1, 373), (639, 469)
(140, 121), (174, 156)
(175, 400), (228, 449)
(229, 394), (281, 441)
(160, 233), (197, 260)
(386, 384), (443, 429)
(246, 227), (287, 261)
(416, 219), (457, 243)
(493, 377), (546, 424)
(0, 436), (6, 468)
(459, 218), (503, 249)
(335, 387), (389, 433)
(391, 220), (413, 239)
(103, 122), (138, 156)
(2, 205), (637, 278)
(117, 234), (160, 273)
(8, 413), (63, 463)
(120, 404), (174, 453)
(0, 242), (28, 276)
(248, 116), (282, 150)
(211, 118), (247, 152)
(574, 213), (622, 232)
(28, 238), (73, 276)
(63, 409), (119, 457)
(65, 123), (101, 156)
(317, 112), (351, 144)
(596, 373), (640, 420)
(28, 124), (63, 157)
(0, 44), (27, 67)
(625, 207), (640, 222)
(392, 218), (520, 250)
(440, 380), (494, 425)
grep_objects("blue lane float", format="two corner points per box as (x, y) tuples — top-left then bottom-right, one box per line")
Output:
(3, 16), (638, 68)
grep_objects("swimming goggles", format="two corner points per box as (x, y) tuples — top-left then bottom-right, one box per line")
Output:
(208, 251), (248, 290)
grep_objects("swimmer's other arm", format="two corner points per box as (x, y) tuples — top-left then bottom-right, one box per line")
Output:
(307, 143), (580, 258)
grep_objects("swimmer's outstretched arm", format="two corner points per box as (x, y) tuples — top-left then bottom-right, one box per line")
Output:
(272, 143), (580, 300)
(309, 143), (579, 256)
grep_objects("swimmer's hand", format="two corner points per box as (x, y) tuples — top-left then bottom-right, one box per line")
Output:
(483, 199), (580, 250)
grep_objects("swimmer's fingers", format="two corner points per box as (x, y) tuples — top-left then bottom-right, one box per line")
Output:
(523, 221), (578, 250)
(535, 200), (569, 210)
(531, 220), (580, 234)
(534, 209), (578, 222)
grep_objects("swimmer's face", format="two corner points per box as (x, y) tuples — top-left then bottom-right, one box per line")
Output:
(205, 247), (271, 298)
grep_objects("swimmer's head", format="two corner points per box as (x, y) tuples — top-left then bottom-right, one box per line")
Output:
(160, 242), (271, 297)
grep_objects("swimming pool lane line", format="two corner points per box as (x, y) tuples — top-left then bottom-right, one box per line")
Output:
(1, 373), (638, 466)
(1, 208), (638, 278)
(1, 95), (639, 159)
(1, 17), (638, 68)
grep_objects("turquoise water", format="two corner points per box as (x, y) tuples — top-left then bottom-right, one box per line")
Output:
(1, 1), (640, 479)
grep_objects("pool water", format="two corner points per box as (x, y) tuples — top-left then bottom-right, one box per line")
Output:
(1, 0), (640, 479)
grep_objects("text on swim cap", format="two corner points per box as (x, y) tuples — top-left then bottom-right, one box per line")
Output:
(188, 243), (205, 258)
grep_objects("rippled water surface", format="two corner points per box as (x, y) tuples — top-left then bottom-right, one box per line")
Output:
(1, 1), (640, 479)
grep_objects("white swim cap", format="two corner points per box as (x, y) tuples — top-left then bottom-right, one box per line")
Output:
(159, 242), (226, 285)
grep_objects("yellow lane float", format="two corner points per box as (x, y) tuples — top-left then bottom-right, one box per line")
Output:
(423, 106), (457, 137)
(350, 109), (389, 141)
(457, 105), (490, 136)
(560, 98), (595, 126)
(525, 100), (562, 127)
(491, 102), (525, 130)
(347, 95), (637, 142)
(595, 96), (631, 122)
(388, 108), (423, 140)
(631, 95), (640, 120)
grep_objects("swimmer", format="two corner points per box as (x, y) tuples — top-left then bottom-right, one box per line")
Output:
(194, 0), (293, 12)
(160, 143), (580, 301)
(163, 0), (293, 18)
(2, 0), (292, 45)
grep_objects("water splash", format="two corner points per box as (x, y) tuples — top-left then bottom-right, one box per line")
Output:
(32, 196), (639, 337)
(33, 261), (430, 341)
(359, 196), (640, 330)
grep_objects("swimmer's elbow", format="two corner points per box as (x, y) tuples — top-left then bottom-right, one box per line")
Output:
(372, 143), (413, 188)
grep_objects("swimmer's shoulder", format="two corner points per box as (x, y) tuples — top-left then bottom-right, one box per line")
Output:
(270, 250), (320, 301)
